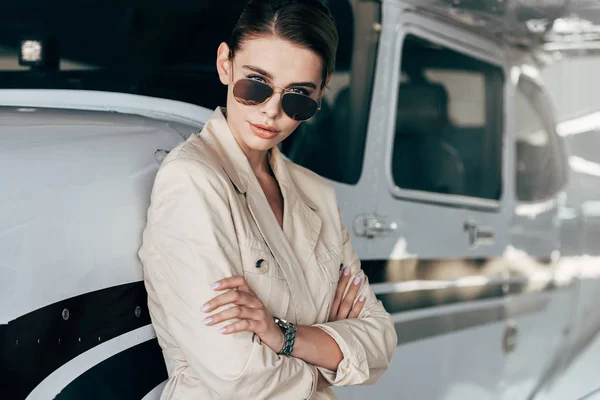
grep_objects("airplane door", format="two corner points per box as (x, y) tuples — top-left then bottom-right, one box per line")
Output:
(499, 74), (572, 399)
(349, 7), (512, 399)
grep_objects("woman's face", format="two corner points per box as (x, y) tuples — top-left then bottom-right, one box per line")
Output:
(216, 35), (326, 155)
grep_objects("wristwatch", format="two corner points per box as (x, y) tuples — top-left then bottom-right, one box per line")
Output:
(273, 316), (296, 357)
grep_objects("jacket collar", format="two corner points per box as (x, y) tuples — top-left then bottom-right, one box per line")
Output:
(201, 107), (318, 211)
(201, 107), (251, 195)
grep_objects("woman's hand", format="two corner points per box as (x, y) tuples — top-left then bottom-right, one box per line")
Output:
(329, 267), (366, 322)
(202, 276), (284, 353)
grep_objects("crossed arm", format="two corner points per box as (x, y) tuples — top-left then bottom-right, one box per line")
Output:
(201, 265), (366, 389)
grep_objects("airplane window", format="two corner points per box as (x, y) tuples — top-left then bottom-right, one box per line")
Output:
(514, 83), (565, 202)
(391, 34), (503, 200)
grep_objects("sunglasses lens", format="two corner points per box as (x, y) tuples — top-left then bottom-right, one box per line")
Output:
(281, 93), (319, 121)
(233, 79), (273, 105)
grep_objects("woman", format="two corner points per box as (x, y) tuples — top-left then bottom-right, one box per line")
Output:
(138, 0), (397, 398)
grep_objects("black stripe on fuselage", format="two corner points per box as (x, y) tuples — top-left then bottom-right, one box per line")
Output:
(1, 282), (150, 400)
(55, 339), (167, 400)
(0, 257), (559, 398)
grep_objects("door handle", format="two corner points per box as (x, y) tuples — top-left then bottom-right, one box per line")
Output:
(354, 213), (398, 238)
(464, 220), (494, 247)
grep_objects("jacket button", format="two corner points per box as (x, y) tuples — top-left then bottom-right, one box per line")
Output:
(255, 259), (266, 269)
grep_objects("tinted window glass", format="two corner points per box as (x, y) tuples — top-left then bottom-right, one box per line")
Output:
(391, 35), (504, 200)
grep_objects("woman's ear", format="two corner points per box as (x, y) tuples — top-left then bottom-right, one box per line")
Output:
(216, 42), (232, 85)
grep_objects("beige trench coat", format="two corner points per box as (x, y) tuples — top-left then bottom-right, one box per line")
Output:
(139, 108), (397, 399)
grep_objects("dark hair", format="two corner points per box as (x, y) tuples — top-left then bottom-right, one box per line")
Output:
(228, 0), (338, 88)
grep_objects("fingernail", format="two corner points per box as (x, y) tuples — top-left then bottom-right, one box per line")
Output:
(212, 282), (220, 290)
(202, 304), (210, 312)
(204, 317), (213, 325)
(359, 296), (365, 302)
(353, 276), (361, 285)
(219, 327), (227, 333)
(344, 267), (350, 276)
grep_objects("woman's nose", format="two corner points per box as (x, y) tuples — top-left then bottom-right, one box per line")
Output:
(260, 91), (283, 119)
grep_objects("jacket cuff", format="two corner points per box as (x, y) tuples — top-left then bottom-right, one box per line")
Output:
(312, 323), (369, 386)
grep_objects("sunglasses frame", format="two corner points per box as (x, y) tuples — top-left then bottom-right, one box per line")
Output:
(229, 64), (322, 121)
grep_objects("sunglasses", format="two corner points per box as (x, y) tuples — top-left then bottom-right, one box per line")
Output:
(232, 78), (321, 121)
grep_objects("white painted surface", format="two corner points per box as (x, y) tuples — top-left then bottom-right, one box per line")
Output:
(535, 332), (600, 400)
(0, 106), (195, 323)
(0, 89), (212, 127)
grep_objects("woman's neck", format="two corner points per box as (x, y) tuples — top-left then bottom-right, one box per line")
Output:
(245, 147), (271, 178)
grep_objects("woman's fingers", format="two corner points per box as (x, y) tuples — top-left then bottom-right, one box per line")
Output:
(348, 295), (366, 319)
(204, 305), (273, 337)
(329, 267), (352, 321)
(211, 276), (254, 294)
(202, 276), (281, 349)
(336, 275), (362, 319)
(218, 319), (263, 335)
(202, 276), (258, 313)
(202, 287), (261, 313)
(330, 268), (366, 321)
(204, 305), (260, 326)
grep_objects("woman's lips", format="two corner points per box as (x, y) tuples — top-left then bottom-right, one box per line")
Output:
(249, 122), (280, 140)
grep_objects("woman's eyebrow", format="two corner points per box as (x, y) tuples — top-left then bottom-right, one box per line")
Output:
(290, 81), (318, 90)
(243, 65), (273, 79)
(242, 65), (317, 90)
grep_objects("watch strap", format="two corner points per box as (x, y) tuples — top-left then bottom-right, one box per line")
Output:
(274, 317), (296, 357)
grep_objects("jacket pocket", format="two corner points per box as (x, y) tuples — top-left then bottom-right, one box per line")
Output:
(315, 241), (343, 283)
(315, 242), (343, 316)
(240, 239), (290, 318)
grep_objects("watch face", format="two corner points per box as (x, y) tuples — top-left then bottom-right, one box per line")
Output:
(273, 317), (284, 328)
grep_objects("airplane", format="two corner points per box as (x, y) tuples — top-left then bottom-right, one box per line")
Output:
(2, 0), (600, 399)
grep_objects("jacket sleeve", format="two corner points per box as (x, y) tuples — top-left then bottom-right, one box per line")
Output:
(139, 158), (318, 399)
(313, 208), (398, 387)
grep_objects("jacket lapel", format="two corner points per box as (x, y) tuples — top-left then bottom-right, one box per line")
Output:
(200, 108), (318, 323)
(245, 185), (317, 323)
(270, 147), (323, 273)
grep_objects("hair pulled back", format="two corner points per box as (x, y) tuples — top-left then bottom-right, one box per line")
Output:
(228, 0), (338, 87)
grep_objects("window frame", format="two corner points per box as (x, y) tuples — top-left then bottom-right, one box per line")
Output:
(514, 75), (568, 203)
(384, 25), (508, 212)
